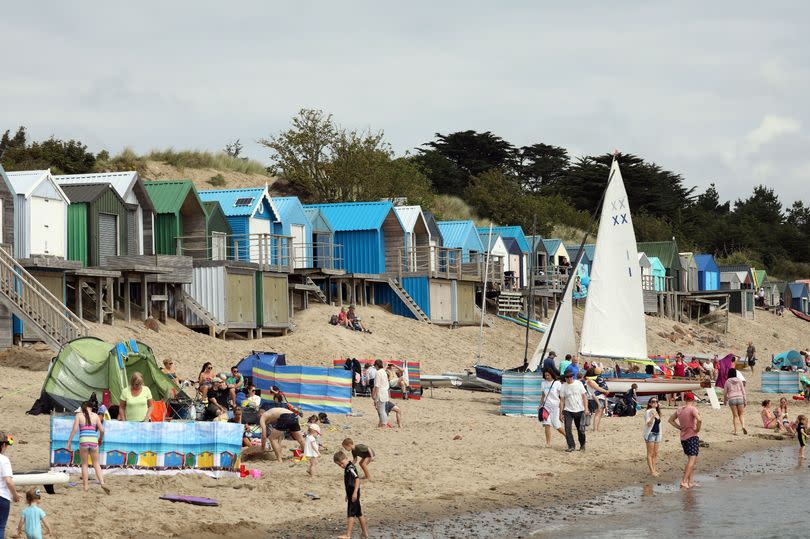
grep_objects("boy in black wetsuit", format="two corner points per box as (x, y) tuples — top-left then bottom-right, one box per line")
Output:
(334, 450), (368, 539)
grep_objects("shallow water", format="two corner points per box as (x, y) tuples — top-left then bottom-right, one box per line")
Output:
(377, 446), (808, 539)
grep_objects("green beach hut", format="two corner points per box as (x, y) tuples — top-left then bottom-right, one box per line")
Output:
(202, 200), (232, 260)
(60, 183), (128, 267)
(143, 181), (208, 256)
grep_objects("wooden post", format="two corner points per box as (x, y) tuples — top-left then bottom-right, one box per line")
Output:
(141, 273), (149, 321)
(76, 277), (84, 320)
(337, 279), (343, 306)
(161, 283), (168, 323)
(106, 277), (114, 324)
(96, 277), (103, 323)
(124, 274), (131, 322)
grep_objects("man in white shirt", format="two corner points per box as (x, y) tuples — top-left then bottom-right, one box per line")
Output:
(559, 369), (590, 452)
(371, 360), (390, 427)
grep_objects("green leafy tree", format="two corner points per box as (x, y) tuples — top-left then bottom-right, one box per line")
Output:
(0, 126), (95, 174)
(517, 143), (570, 193)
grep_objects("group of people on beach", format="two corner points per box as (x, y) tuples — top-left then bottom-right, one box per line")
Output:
(330, 305), (371, 334)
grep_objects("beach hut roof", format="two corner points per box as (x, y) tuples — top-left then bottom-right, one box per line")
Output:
(198, 187), (279, 220)
(144, 180), (204, 214)
(202, 201), (232, 231)
(788, 283), (809, 298)
(542, 238), (564, 256)
(718, 264), (752, 273)
(272, 196), (307, 222)
(636, 241), (684, 270)
(524, 235), (547, 254)
(394, 205), (429, 235)
(423, 211), (443, 245)
(638, 252), (651, 268)
(479, 226), (530, 253)
(59, 183), (125, 205)
(6, 169), (69, 201)
(501, 237), (522, 255)
(306, 201), (403, 232)
(437, 220), (484, 251)
(679, 252), (696, 268)
(53, 171), (154, 211)
(303, 207), (333, 234)
(564, 243), (592, 265)
(754, 269), (768, 288)
(648, 255), (666, 272)
(478, 231), (502, 252)
(694, 254), (719, 272)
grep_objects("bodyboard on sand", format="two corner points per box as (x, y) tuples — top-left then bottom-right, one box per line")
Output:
(705, 387), (721, 410)
(160, 494), (219, 506)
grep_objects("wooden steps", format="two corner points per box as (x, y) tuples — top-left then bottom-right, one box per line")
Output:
(304, 277), (328, 304)
(475, 304), (495, 328)
(179, 290), (227, 338)
(386, 278), (430, 323)
(0, 246), (88, 351)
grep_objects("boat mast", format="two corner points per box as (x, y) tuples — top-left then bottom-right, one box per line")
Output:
(476, 223), (494, 363)
(522, 216), (536, 370)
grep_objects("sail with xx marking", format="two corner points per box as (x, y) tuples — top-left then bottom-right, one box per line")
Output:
(579, 160), (647, 360)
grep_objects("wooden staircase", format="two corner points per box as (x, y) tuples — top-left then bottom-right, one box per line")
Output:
(304, 276), (328, 304)
(475, 304), (495, 328)
(179, 290), (227, 338)
(79, 281), (114, 323)
(0, 246), (88, 350)
(387, 278), (430, 323)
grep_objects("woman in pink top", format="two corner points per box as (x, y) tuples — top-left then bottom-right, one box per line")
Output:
(724, 368), (747, 435)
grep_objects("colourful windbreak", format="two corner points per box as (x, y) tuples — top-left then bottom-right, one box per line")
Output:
(254, 365), (352, 414)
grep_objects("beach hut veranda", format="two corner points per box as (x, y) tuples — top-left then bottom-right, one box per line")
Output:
(272, 196), (312, 269)
(60, 183), (128, 267)
(395, 205), (431, 273)
(694, 254), (720, 291)
(54, 171), (155, 256)
(482, 226), (530, 287)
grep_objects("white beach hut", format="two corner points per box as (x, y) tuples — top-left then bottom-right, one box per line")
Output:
(6, 169), (70, 259)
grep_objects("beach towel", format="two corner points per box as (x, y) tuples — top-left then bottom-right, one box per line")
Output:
(714, 354), (736, 389)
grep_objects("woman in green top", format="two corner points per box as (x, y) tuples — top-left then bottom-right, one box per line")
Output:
(118, 372), (154, 422)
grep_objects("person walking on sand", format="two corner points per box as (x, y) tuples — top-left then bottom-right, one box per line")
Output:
(371, 360), (390, 428)
(643, 397), (663, 477)
(304, 423), (321, 476)
(1, 431), (21, 537)
(16, 488), (56, 539)
(668, 392), (702, 489)
(66, 402), (111, 494)
(539, 369), (565, 447)
(333, 451), (369, 539)
(724, 368), (748, 435)
(559, 369), (589, 452)
(746, 341), (756, 377)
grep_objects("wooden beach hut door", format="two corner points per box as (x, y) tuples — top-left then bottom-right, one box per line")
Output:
(30, 197), (66, 257)
(211, 232), (227, 261)
(291, 224), (306, 268)
(98, 213), (119, 265)
(429, 280), (452, 323)
(225, 272), (255, 325)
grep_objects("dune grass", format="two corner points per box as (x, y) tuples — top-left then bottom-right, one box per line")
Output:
(95, 147), (270, 176)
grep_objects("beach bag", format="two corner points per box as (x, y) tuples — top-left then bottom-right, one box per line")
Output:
(581, 413), (592, 428)
(329, 315), (339, 325)
(538, 407), (550, 422)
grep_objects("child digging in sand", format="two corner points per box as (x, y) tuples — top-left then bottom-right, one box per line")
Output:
(341, 438), (375, 480)
(304, 423), (321, 476)
(16, 488), (56, 539)
(334, 451), (368, 539)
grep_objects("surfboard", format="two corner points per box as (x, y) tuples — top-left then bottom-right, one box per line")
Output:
(160, 494), (220, 506)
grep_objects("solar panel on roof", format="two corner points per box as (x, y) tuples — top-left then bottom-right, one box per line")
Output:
(234, 197), (254, 207)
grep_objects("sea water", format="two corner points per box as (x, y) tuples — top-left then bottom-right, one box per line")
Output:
(376, 446), (809, 539)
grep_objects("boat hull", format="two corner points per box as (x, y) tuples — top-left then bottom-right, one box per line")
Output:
(474, 365), (503, 388)
(604, 378), (704, 396)
(790, 308), (810, 323)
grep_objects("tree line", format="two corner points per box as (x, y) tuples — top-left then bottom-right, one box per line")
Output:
(3, 111), (809, 279)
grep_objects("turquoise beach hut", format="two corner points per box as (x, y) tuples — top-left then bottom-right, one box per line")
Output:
(648, 256), (667, 291)
(437, 220), (484, 263)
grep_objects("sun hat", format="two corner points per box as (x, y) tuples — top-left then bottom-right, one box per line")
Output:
(308, 423), (321, 434)
(684, 392), (696, 401)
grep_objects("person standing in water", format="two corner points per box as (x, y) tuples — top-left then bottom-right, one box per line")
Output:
(668, 392), (702, 489)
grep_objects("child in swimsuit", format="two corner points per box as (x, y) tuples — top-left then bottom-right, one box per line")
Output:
(797, 415), (807, 460)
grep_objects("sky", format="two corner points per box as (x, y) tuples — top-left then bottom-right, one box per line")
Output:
(2, 1), (808, 205)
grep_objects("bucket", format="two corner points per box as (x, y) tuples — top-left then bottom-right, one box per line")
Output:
(250, 469), (262, 478)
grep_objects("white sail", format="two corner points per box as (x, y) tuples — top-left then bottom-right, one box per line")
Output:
(527, 288), (576, 371)
(579, 160), (647, 360)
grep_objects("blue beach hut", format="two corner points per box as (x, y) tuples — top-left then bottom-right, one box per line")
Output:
(565, 243), (592, 278)
(785, 283), (810, 314)
(198, 188), (280, 262)
(304, 201), (405, 274)
(303, 207), (335, 269)
(272, 196), (312, 268)
(437, 220), (484, 263)
(694, 254), (720, 291)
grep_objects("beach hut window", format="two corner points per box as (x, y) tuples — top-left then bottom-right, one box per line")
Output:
(234, 197), (254, 207)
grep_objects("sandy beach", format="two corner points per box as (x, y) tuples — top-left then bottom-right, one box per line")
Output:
(1, 304), (808, 538)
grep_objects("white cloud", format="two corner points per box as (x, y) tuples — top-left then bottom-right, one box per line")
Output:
(746, 115), (801, 151)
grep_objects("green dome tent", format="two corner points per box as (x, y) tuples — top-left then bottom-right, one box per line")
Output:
(28, 337), (174, 414)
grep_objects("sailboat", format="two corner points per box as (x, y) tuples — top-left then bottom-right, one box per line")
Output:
(529, 158), (704, 396)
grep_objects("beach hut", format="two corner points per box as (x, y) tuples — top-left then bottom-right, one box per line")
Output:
(163, 451), (185, 469)
(720, 271), (743, 290)
(484, 226), (530, 287)
(638, 252), (652, 288)
(305, 201), (405, 275)
(254, 269), (290, 336)
(637, 241), (685, 292)
(198, 188), (279, 263)
(197, 451), (214, 469)
(272, 196), (312, 269)
(785, 283), (810, 314)
(437, 220), (484, 263)
(647, 256), (667, 292)
(478, 231), (508, 278)
(183, 262), (258, 334)
(6, 169), (70, 259)
(678, 252), (699, 292)
(502, 237), (524, 289)
(219, 451), (237, 470)
(143, 181), (208, 256)
(138, 451), (158, 468)
(395, 206), (431, 272)
(718, 265), (754, 289)
(524, 235), (549, 271)
(202, 201), (232, 261)
(694, 254), (720, 291)
(54, 171), (155, 256)
(105, 450), (126, 467)
(423, 211), (444, 272)
(564, 243), (592, 278)
(0, 165), (16, 249)
(303, 207), (335, 270)
(542, 239), (569, 267)
(59, 183), (128, 267)
(53, 448), (72, 466)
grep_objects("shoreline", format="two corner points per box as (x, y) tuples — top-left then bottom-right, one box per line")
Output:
(181, 427), (789, 539)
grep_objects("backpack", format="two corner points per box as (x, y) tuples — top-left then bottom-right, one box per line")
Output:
(329, 314), (339, 325)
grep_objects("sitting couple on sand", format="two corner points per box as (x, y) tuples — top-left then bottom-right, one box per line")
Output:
(332, 306), (372, 334)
